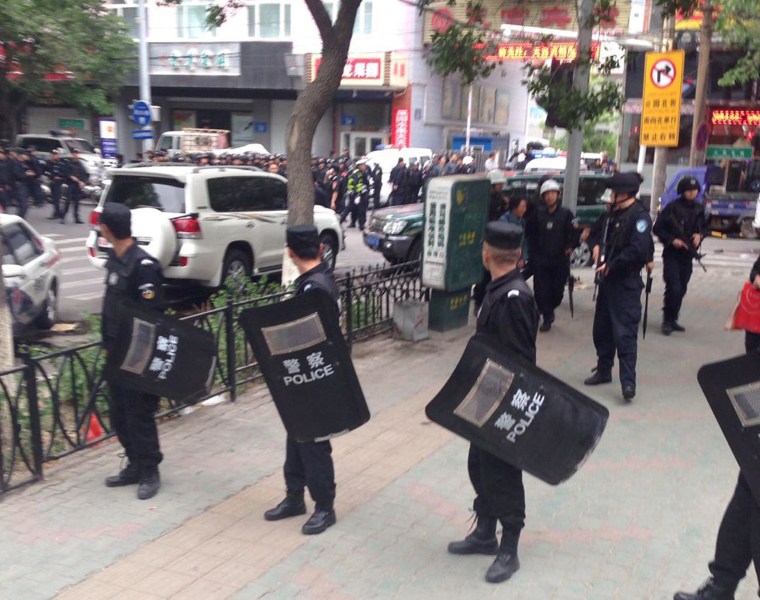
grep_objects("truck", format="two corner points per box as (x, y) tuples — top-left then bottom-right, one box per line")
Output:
(660, 161), (760, 239)
(155, 128), (229, 155)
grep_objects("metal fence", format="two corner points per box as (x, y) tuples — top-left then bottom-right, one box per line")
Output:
(0, 261), (425, 495)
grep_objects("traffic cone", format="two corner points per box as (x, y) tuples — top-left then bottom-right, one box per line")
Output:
(85, 413), (105, 442)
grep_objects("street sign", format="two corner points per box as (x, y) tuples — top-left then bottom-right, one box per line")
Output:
(132, 129), (154, 141)
(640, 50), (685, 148)
(131, 100), (152, 127)
(706, 145), (753, 160)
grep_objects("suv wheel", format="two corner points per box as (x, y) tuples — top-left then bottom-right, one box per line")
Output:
(570, 241), (593, 268)
(34, 283), (57, 330)
(221, 249), (252, 291)
(406, 238), (422, 264)
(319, 233), (338, 271)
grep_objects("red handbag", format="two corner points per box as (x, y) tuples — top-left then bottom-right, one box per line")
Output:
(726, 281), (760, 334)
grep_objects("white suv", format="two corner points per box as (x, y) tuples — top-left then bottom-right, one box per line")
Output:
(85, 165), (343, 289)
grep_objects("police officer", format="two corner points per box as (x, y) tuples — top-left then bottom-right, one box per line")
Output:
(389, 158), (407, 206)
(12, 148), (35, 218)
(100, 203), (165, 500)
(264, 225), (340, 535)
(584, 171), (651, 401)
(370, 161), (383, 208)
(27, 146), (46, 207)
(673, 258), (760, 600)
(652, 176), (706, 335)
(45, 149), (67, 220)
(525, 179), (576, 332)
(448, 221), (538, 584)
(341, 159), (370, 229)
(0, 148), (12, 211)
(60, 148), (87, 224)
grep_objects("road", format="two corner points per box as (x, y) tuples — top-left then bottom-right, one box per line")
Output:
(20, 203), (384, 325)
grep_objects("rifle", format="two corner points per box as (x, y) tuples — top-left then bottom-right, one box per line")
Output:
(567, 274), (575, 318)
(642, 268), (653, 339)
(668, 214), (706, 272)
(592, 216), (610, 301)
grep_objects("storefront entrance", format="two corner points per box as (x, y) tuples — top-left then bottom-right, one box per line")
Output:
(342, 131), (386, 158)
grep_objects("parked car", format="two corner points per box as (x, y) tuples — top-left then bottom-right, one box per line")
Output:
(363, 172), (611, 267)
(1, 214), (60, 331)
(85, 165), (344, 291)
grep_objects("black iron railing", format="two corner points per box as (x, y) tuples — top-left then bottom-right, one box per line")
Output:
(0, 261), (424, 494)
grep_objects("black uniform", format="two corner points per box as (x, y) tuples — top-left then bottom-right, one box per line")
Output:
(525, 205), (575, 326)
(371, 163), (382, 208)
(389, 163), (407, 206)
(45, 158), (68, 219)
(652, 196), (706, 326)
(102, 243), (164, 476)
(0, 154), (12, 210)
(591, 200), (652, 392)
(283, 262), (340, 512)
(470, 268), (538, 549)
(11, 155), (33, 218)
(61, 156), (88, 223)
(406, 166), (423, 204)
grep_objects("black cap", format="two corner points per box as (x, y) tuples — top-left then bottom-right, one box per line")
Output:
(606, 171), (643, 195)
(484, 221), (523, 250)
(286, 225), (319, 257)
(677, 176), (701, 194)
(100, 203), (131, 239)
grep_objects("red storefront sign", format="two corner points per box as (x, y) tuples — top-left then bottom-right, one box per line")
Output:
(710, 109), (760, 127)
(391, 108), (411, 148)
(313, 56), (383, 82)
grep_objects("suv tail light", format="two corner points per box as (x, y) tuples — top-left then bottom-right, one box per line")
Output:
(172, 216), (202, 239)
(89, 210), (100, 228)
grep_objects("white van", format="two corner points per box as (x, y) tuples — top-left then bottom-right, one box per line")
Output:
(365, 147), (433, 206)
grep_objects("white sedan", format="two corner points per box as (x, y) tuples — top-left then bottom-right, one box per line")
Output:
(1, 215), (61, 331)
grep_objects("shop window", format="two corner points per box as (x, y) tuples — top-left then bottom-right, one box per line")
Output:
(105, 1), (141, 39)
(248, 2), (291, 39)
(177, 3), (215, 39)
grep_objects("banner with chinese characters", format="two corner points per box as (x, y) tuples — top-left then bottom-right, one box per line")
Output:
(103, 303), (217, 403)
(425, 333), (609, 485)
(710, 108), (760, 127)
(151, 42), (241, 76)
(640, 50), (685, 148)
(482, 41), (601, 63)
(309, 53), (385, 87)
(239, 290), (370, 442)
(423, 0), (633, 43)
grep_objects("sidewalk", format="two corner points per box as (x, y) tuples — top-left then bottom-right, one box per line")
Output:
(1, 262), (757, 600)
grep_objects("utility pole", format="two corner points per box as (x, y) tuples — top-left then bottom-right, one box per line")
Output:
(688, 0), (712, 166)
(562, 0), (594, 213)
(649, 15), (675, 221)
(137, 0), (153, 154)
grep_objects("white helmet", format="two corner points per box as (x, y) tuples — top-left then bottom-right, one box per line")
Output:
(462, 155), (474, 165)
(540, 179), (561, 196)
(487, 169), (506, 185)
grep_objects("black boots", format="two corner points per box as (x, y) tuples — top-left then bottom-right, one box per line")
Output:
(105, 463), (140, 487)
(137, 468), (161, 500)
(264, 492), (307, 521)
(485, 531), (520, 584)
(673, 578), (735, 600)
(663, 320), (686, 335)
(448, 515), (498, 555)
(584, 368), (612, 386)
(301, 509), (337, 535)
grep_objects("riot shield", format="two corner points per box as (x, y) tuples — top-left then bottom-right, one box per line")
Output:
(425, 333), (609, 485)
(698, 353), (760, 504)
(103, 303), (217, 403)
(239, 289), (369, 442)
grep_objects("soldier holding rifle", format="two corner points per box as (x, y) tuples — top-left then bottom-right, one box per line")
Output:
(652, 176), (707, 336)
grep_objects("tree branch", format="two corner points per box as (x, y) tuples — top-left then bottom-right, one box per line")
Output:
(303, 0), (335, 48)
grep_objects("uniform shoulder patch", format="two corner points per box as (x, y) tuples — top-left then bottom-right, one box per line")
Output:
(507, 290), (520, 298)
(141, 258), (155, 266)
(635, 219), (649, 233)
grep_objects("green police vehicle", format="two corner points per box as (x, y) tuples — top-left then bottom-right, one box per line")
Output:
(363, 172), (612, 267)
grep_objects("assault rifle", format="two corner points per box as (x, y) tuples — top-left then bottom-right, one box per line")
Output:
(592, 216), (610, 301)
(669, 214), (706, 272)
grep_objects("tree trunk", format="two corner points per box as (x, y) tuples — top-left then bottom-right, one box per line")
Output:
(286, 0), (362, 226)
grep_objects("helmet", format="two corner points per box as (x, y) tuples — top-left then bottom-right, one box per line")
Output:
(677, 176), (701, 195)
(462, 155), (474, 165)
(487, 169), (506, 185)
(540, 179), (561, 196)
(606, 171), (643, 196)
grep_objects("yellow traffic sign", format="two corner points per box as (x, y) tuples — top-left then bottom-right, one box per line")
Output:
(640, 50), (685, 148)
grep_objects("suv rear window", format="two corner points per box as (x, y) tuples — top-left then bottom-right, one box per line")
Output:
(105, 175), (186, 212)
(19, 137), (63, 154)
(207, 176), (287, 212)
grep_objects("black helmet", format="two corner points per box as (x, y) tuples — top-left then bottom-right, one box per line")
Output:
(677, 176), (701, 195)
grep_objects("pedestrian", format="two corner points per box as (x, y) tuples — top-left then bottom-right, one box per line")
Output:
(389, 158), (407, 206)
(264, 225), (340, 535)
(406, 162), (423, 204)
(341, 159), (370, 229)
(652, 176), (706, 335)
(500, 196), (529, 268)
(60, 148), (87, 224)
(584, 171), (651, 401)
(100, 203), (164, 500)
(444, 153), (459, 175)
(448, 221), (538, 584)
(524, 179), (575, 332)
(672, 257), (760, 600)
(484, 151), (498, 172)
(45, 150), (67, 220)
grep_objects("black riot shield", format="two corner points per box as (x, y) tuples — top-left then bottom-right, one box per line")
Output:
(698, 353), (760, 504)
(425, 333), (609, 485)
(239, 289), (369, 442)
(103, 303), (217, 404)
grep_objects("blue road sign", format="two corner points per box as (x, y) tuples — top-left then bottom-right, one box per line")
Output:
(132, 129), (154, 141)
(131, 101), (152, 127)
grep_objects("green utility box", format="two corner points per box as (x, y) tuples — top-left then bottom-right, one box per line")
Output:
(422, 175), (490, 332)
